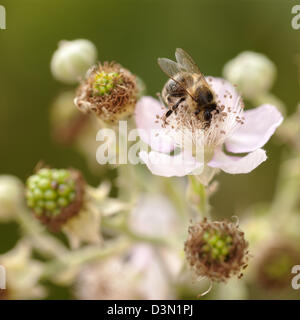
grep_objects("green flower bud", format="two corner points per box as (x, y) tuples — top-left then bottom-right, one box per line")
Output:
(184, 218), (249, 282)
(51, 39), (97, 84)
(25, 168), (85, 232)
(0, 175), (24, 221)
(223, 51), (276, 99)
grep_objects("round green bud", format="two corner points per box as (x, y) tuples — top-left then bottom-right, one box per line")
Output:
(0, 175), (25, 221)
(25, 168), (78, 219)
(51, 39), (98, 84)
(223, 51), (276, 99)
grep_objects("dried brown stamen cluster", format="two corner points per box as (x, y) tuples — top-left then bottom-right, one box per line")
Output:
(75, 62), (139, 124)
(184, 218), (249, 282)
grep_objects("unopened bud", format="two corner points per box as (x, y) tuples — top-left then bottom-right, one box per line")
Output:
(51, 39), (97, 84)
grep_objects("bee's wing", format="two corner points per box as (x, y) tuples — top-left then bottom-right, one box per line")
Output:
(157, 56), (194, 100)
(157, 57), (183, 78)
(175, 48), (210, 86)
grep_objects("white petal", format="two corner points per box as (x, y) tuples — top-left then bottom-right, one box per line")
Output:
(135, 96), (174, 152)
(225, 104), (283, 153)
(208, 148), (267, 174)
(139, 150), (203, 177)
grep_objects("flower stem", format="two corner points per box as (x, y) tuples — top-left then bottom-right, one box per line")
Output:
(102, 217), (174, 247)
(16, 209), (68, 258)
(187, 176), (210, 218)
(162, 177), (189, 222)
(41, 239), (131, 279)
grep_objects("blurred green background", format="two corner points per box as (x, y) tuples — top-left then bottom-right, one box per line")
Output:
(0, 0), (299, 255)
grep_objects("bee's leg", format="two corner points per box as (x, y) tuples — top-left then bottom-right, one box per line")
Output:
(165, 98), (185, 118)
(165, 109), (173, 118)
(172, 97), (185, 111)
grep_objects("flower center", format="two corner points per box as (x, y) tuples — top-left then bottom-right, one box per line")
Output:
(92, 71), (122, 96)
(201, 230), (233, 261)
(26, 168), (76, 217)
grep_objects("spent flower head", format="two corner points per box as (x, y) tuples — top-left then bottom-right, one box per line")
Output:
(256, 241), (300, 290)
(75, 62), (139, 124)
(184, 218), (249, 282)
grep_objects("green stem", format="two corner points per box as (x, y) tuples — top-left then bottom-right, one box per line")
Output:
(188, 175), (210, 218)
(102, 217), (174, 247)
(16, 209), (68, 258)
(41, 238), (131, 279)
(162, 177), (189, 222)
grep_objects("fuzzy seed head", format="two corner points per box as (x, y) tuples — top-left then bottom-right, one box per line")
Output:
(75, 62), (139, 124)
(25, 168), (85, 231)
(184, 218), (249, 282)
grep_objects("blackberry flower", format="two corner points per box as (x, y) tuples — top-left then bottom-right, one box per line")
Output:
(75, 62), (139, 124)
(184, 218), (249, 282)
(25, 168), (85, 232)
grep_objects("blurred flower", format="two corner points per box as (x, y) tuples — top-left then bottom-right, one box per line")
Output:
(75, 254), (141, 300)
(50, 91), (89, 145)
(0, 240), (45, 300)
(223, 51), (276, 100)
(75, 243), (182, 300)
(136, 83), (282, 179)
(75, 62), (139, 124)
(0, 175), (25, 222)
(129, 193), (181, 238)
(128, 194), (189, 299)
(51, 39), (97, 84)
(184, 218), (249, 282)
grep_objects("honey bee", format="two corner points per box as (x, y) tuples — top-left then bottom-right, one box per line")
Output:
(158, 48), (219, 127)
